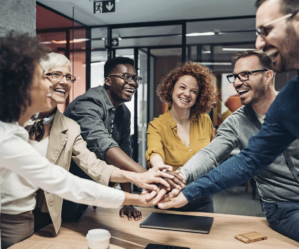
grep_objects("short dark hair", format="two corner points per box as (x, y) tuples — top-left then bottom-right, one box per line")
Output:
(255, 0), (299, 14)
(0, 31), (49, 123)
(233, 50), (273, 70)
(104, 57), (135, 77)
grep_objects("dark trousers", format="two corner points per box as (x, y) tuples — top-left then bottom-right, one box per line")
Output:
(156, 196), (214, 213)
(33, 208), (52, 232)
(262, 200), (299, 242)
(1, 212), (34, 249)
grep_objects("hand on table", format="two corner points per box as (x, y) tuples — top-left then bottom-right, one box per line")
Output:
(119, 205), (142, 221)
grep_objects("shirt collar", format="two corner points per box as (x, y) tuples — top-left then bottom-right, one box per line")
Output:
(165, 107), (198, 129)
(164, 108), (177, 129)
(99, 85), (115, 110)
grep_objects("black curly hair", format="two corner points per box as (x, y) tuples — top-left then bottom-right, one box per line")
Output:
(0, 31), (49, 123)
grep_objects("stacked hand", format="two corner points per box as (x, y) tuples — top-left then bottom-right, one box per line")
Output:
(120, 166), (188, 220)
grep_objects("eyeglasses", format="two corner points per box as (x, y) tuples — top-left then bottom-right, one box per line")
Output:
(256, 10), (299, 38)
(109, 73), (142, 85)
(226, 69), (268, 83)
(45, 71), (76, 83)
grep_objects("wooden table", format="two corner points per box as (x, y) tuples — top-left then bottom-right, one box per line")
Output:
(9, 207), (298, 249)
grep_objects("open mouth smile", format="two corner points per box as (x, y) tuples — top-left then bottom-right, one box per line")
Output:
(124, 88), (136, 95)
(179, 97), (191, 104)
(54, 88), (66, 96)
(266, 48), (278, 62)
(237, 89), (250, 96)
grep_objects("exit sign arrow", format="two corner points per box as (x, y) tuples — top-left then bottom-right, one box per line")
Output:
(106, 2), (114, 11)
(111, 38), (118, 46)
(94, 0), (115, 13)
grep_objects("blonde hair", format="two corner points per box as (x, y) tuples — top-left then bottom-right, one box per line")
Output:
(40, 52), (71, 73)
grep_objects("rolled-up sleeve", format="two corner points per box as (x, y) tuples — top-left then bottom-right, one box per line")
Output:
(65, 97), (118, 160)
(145, 121), (165, 167)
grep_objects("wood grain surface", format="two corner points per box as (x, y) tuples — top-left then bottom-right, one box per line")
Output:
(9, 207), (298, 249)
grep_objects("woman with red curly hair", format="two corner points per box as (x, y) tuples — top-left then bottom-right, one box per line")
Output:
(146, 61), (216, 212)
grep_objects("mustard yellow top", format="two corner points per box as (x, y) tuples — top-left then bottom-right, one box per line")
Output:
(146, 109), (214, 171)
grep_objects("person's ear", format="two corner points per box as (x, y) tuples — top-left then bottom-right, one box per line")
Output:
(105, 77), (112, 86)
(265, 70), (274, 86)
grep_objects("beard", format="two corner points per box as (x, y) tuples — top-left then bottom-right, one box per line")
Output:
(242, 78), (266, 106)
(277, 24), (299, 72)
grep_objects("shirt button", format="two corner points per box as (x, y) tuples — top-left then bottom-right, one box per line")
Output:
(111, 124), (114, 128)
(112, 108), (115, 111)
(111, 120), (114, 123)
(189, 149), (192, 152)
(109, 134), (112, 137)
(111, 129), (113, 133)
(48, 200), (54, 206)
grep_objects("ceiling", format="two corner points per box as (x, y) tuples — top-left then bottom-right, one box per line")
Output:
(37, 0), (257, 26)
(37, 0), (258, 58)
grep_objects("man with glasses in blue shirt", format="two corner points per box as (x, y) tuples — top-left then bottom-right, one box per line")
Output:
(158, 0), (299, 242)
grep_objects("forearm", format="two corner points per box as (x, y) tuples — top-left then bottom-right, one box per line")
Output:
(150, 155), (165, 168)
(105, 147), (146, 173)
(110, 169), (137, 183)
(123, 192), (141, 206)
(182, 144), (231, 184)
(182, 119), (240, 184)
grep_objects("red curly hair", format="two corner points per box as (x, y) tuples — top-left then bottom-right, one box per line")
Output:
(157, 61), (216, 116)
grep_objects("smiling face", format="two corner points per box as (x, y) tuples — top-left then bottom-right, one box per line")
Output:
(47, 65), (72, 108)
(233, 56), (268, 105)
(171, 75), (199, 110)
(256, 0), (299, 72)
(105, 63), (138, 106)
(29, 62), (52, 114)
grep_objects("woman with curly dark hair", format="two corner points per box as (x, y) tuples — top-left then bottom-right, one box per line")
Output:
(146, 61), (216, 212)
(0, 32), (171, 248)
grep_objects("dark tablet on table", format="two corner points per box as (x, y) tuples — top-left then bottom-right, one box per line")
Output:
(140, 212), (214, 234)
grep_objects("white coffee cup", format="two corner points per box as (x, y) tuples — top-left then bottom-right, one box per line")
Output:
(86, 229), (111, 249)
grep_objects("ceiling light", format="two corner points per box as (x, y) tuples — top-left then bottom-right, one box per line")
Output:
(91, 62), (105, 66)
(40, 41), (51, 44)
(200, 62), (232, 66)
(186, 32), (215, 37)
(222, 48), (256, 51)
(118, 36), (122, 41)
(202, 51), (211, 54)
(73, 38), (89, 42)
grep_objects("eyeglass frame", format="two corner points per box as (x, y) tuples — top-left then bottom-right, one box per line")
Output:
(45, 71), (76, 83)
(109, 73), (142, 85)
(256, 10), (299, 38)
(226, 69), (268, 83)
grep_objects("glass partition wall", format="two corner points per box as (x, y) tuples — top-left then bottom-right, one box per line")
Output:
(40, 4), (287, 171)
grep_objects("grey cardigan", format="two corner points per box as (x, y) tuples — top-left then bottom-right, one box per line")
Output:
(182, 105), (299, 202)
